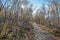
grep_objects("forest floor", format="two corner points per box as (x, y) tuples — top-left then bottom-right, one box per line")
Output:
(33, 23), (58, 40)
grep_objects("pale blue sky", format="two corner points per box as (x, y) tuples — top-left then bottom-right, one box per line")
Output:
(28, 0), (49, 14)
(1, 0), (60, 15)
(1, 0), (60, 7)
(28, 0), (49, 8)
(1, 0), (49, 8)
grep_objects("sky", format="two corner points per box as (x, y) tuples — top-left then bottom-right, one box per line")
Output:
(28, 0), (60, 14)
(1, 0), (60, 8)
(1, 0), (49, 8)
(0, 0), (49, 15)
(27, 0), (49, 14)
(28, 0), (48, 8)
(1, 0), (60, 15)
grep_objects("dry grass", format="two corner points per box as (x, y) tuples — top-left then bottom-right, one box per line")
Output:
(38, 25), (60, 40)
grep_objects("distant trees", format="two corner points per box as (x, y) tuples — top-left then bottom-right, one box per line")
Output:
(47, 1), (60, 25)
(45, 0), (60, 25)
(35, 5), (46, 25)
(34, 0), (60, 26)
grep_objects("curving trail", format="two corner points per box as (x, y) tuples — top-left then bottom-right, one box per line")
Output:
(33, 23), (57, 40)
